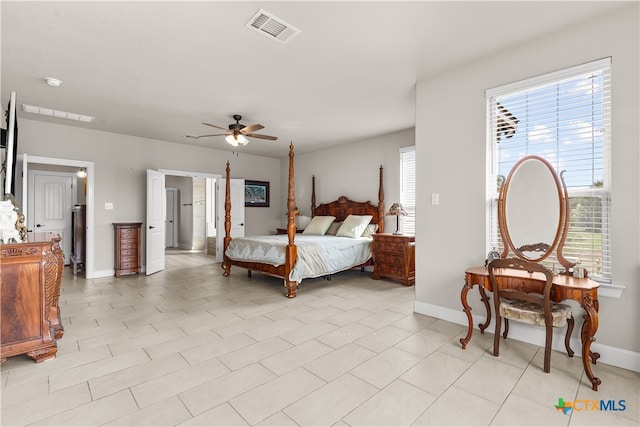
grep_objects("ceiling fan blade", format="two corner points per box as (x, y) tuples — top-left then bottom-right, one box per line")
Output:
(245, 133), (278, 141)
(240, 123), (264, 133)
(186, 133), (226, 139)
(202, 122), (229, 131)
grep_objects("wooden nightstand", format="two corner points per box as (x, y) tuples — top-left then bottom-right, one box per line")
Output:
(371, 233), (415, 286)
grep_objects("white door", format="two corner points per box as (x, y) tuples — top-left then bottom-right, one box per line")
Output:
(28, 170), (75, 264)
(216, 178), (245, 263)
(146, 169), (165, 275)
(165, 188), (178, 248)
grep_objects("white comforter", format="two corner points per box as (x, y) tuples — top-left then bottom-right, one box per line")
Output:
(225, 234), (372, 283)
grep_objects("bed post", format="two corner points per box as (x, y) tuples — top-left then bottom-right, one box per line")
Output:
(285, 143), (298, 298)
(378, 165), (385, 233)
(222, 161), (232, 276)
(311, 175), (316, 217)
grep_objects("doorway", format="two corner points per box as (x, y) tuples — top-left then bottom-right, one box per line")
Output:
(28, 169), (76, 263)
(150, 169), (221, 275)
(19, 154), (95, 278)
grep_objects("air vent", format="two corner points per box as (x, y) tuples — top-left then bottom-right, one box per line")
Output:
(246, 9), (300, 44)
(22, 104), (95, 123)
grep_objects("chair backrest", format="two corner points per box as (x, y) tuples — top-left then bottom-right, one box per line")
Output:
(488, 257), (554, 314)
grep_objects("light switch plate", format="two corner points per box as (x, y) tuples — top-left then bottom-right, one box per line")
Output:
(105, 202), (114, 210)
(431, 193), (440, 205)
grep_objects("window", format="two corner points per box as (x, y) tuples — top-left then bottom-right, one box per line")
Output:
(487, 58), (611, 283)
(400, 146), (415, 235)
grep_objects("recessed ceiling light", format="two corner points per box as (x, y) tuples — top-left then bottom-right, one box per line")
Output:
(45, 77), (62, 87)
(22, 104), (95, 123)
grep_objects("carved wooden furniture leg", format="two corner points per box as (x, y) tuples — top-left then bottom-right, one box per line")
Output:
(580, 294), (601, 391)
(50, 237), (65, 339)
(460, 279), (475, 349)
(285, 280), (298, 298)
(565, 316), (575, 358)
(502, 318), (509, 339)
(26, 347), (57, 363)
(477, 286), (491, 334)
(221, 262), (231, 277)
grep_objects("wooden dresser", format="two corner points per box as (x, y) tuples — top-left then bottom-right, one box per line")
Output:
(1, 232), (64, 363)
(371, 233), (415, 286)
(113, 222), (142, 277)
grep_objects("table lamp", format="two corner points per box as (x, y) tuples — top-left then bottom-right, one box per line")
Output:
(386, 202), (408, 235)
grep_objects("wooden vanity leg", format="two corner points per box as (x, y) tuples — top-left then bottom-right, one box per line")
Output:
(580, 294), (601, 391)
(478, 286), (491, 334)
(460, 279), (475, 349)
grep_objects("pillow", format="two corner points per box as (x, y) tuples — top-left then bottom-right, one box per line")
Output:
(325, 221), (342, 236)
(360, 223), (379, 238)
(336, 215), (373, 238)
(302, 216), (336, 235)
(296, 215), (312, 230)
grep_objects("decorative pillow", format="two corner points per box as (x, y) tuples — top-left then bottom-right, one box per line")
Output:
(302, 216), (336, 235)
(360, 223), (379, 238)
(296, 215), (312, 230)
(336, 214), (373, 238)
(325, 221), (342, 236)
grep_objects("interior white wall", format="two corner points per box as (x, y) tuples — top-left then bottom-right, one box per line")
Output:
(16, 119), (283, 275)
(415, 4), (639, 362)
(291, 128), (415, 231)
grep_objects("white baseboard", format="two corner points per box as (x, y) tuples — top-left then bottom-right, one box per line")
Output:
(415, 300), (640, 373)
(89, 267), (146, 279)
(89, 269), (115, 278)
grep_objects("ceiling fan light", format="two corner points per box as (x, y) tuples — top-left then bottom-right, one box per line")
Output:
(226, 134), (249, 146)
(225, 135), (239, 147)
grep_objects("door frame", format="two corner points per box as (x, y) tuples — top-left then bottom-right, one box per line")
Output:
(20, 154), (95, 278)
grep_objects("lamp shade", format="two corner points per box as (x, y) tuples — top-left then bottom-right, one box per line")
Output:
(386, 202), (408, 216)
(226, 134), (249, 146)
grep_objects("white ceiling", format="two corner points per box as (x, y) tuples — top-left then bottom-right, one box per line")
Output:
(1, 1), (627, 158)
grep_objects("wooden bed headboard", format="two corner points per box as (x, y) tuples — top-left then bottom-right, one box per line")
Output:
(311, 165), (385, 232)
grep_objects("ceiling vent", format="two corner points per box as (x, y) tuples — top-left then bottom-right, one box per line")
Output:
(246, 9), (300, 44)
(22, 104), (95, 123)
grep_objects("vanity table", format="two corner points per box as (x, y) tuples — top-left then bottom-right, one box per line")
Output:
(461, 155), (602, 391)
(460, 266), (601, 390)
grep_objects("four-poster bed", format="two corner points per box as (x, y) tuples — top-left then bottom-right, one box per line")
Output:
(222, 143), (385, 298)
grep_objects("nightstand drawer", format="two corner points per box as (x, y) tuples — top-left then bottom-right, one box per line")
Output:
(375, 252), (404, 265)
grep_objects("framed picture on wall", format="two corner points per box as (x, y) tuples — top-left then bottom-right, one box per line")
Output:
(245, 180), (270, 207)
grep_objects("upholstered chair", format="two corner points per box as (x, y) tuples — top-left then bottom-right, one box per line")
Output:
(488, 258), (574, 373)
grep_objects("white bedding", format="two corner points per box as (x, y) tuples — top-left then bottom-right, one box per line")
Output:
(225, 234), (372, 283)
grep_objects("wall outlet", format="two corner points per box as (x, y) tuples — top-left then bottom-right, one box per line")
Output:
(105, 202), (114, 210)
(431, 193), (440, 205)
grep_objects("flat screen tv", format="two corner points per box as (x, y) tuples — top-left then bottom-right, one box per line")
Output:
(1, 91), (18, 196)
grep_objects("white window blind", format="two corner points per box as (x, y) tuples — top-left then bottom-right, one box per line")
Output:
(487, 58), (611, 283)
(400, 146), (416, 235)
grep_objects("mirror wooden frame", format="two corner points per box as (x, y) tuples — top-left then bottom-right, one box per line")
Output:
(497, 155), (575, 273)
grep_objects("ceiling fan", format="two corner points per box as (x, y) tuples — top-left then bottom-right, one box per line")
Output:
(186, 114), (278, 146)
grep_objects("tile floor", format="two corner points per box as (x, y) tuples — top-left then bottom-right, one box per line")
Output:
(1, 251), (638, 426)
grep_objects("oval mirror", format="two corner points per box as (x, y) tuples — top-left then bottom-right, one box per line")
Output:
(498, 155), (565, 262)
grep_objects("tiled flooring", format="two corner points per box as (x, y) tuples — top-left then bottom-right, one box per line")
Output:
(1, 251), (638, 426)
